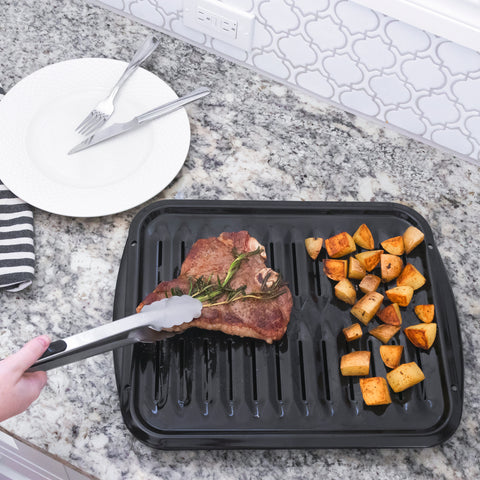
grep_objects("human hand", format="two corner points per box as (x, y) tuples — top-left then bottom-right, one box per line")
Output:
(0, 335), (50, 422)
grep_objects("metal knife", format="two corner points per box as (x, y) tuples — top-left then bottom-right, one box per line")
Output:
(28, 295), (202, 372)
(68, 87), (210, 155)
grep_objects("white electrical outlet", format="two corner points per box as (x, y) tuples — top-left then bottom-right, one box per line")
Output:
(183, 0), (254, 50)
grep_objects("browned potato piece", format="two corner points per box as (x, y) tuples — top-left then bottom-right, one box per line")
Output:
(403, 226), (425, 254)
(340, 351), (371, 376)
(353, 224), (374, 250)
(414, 304), (435, 323)
(397, 263), (426, 290)
(380, 236), (405, 256)
(305, 237), (323, 260)
(380, 254), (404, 283)
(348, 256), (366, 280)
(359, 274), (381, 294)
(323, 259), (347, 281)
(355, 250), (383, 271)
(351, 292), (384, 325)
(343, 323), (363, 342)
(379, 345), (403, 369)
(334, 278), (356, 305)
(386, 362), (425, 392)
(369, 324), (400, 343)
(325, 232), (356, 258)
(404, 323), (437, 350)
(385, 286), (414, 307)
(377, 303), (402, 326)
(359, 377), (392, 405)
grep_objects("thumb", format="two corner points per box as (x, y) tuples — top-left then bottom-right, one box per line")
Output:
(7, 336), (51, 374)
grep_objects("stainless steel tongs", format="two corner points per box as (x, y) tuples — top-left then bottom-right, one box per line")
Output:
(28, 295), (202, 372)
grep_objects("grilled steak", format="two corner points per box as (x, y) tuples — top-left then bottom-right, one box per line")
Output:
(137, 231), (293, 343)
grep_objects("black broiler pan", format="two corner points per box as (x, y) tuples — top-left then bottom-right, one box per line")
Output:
(113, 201), (463, 449)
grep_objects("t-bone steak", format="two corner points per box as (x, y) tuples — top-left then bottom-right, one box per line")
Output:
(137, 231), (293, 343)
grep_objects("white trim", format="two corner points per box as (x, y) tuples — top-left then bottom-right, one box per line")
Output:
(352, 0), (480, 52)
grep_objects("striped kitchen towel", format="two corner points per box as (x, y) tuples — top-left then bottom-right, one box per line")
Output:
(0, 85), (35, 292)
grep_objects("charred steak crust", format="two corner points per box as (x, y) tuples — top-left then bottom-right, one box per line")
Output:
(137, 231), (293, 343)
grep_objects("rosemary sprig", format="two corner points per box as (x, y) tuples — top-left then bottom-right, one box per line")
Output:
(168, 247), (287, 307)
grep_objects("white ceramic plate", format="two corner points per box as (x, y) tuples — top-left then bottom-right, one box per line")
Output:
(0, 58), (191, 217)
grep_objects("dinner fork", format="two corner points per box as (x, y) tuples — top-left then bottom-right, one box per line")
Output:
(76, 35), (161, 136)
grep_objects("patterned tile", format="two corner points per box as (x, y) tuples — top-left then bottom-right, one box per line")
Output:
(92, 0), (480, 165)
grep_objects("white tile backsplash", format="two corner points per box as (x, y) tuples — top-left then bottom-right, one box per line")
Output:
(90, 0), (480, 165)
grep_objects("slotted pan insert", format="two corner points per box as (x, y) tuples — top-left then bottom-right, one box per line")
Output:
(113, 200), (463, 449)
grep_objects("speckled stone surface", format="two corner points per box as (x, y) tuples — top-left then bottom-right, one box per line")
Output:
(0, 1), (479, 479)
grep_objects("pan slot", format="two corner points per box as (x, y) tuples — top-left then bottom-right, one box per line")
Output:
(156, 241), (163, 283)
(269, 242), (275, 270)
(387, 338), (403, 402)
(203, 338), (210, 415)
(154, 343), (160, 408)
(274, 343), (285, 417)
(251, 342), (258, 402)
(169, 238), (181, 278)
(227, 339), (234, 415)
(344, 342), (356, 402)
(298, 341), (307, 402)
(290, 243), (299, 296)
(157, 241), (163, 267)
(153, 340), (169, 411)
(414, 349), (426, 400)
(180, 241), (186, 264)
(321, 340), (331, 402)
(314, 258), (322, 296)
(348, 378), (355, 402)
(395, 339), (404, 402)
(177, 338), (191, 408)
(367, 340), (376, 377)
(245, 340), (260, 418)
(274, 344), (283, 402)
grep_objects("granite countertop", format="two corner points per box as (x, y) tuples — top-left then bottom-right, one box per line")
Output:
(1, 1), (479, 479)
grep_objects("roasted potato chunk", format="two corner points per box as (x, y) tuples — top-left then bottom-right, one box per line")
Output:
(305, 237), (323, 260)
(355, 250), (383, 272)
(377, 303), (402, 326)
(340, 351), (371, 376)
(343, 323), (363, 342)
(397, 263), (426, 290)
(359, 377), (392, 406)
(325, 232), (356, 258)
(414, 304), (435, 323)
(379, 345), (403, 369)
(334, 278), (356, 305)
(348, 256), (366, 280)
(353, 224), (374, 250)
(385, 285), (414, 307)
(380, 254), (404, 283)
(369, 324), (400, 343)
(359, 274), (381, 294)
(404, 323), (437, 350)
(351, 292), (384, 325)
(323, 259), (347, 281)
(403, 226), (424, 254)
(386, 362), (425, 392)
(380, 236), (405, 256)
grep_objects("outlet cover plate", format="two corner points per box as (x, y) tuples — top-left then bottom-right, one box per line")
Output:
(183, 0), (255, 50)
